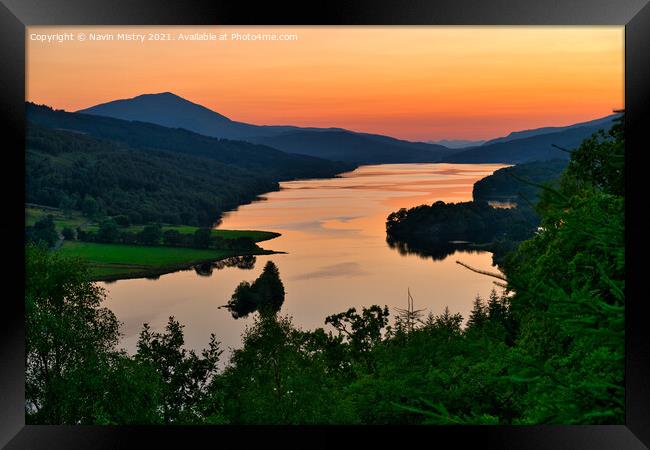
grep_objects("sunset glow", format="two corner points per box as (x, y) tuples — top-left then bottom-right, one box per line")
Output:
(27, 26), (624, 141)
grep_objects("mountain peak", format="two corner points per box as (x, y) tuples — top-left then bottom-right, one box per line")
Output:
(119, 91), (210, 108)
(77, 91), (234, 126)
(136, 91), (184, 100)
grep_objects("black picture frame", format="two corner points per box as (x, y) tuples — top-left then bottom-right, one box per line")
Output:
(1, 0), (648, 447)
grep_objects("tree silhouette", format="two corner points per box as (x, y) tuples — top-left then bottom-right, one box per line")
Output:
(223, 261), (285, 319)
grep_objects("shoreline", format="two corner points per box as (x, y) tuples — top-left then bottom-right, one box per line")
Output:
(95, 249), (287, 283)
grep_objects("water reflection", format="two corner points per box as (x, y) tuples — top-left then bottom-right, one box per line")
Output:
(221, 260), (285, 319)
(103, 163), (509, 356)
(386, 236), (484, 261)
(291, 262), (368, 281)
(193, 255), (257, 277)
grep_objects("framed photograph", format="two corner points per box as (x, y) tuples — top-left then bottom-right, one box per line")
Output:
(2, 0), (648, 447)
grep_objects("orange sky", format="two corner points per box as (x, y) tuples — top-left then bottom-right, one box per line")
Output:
(26, 26), (624, 141)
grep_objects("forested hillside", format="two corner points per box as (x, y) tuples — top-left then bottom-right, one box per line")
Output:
(443, 121), (616, 164)
(27, 103), (353, 179)
(26, 125), (277, 226)
(26, 103), (353, 225)
(77, 92), (457, 164)
(472, 159), (568, 204)
(250, 130), (457, 164)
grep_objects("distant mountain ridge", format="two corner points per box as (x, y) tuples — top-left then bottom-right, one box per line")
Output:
(77, 92), (322, 140)
(27, 102), (352, 180)
(77, 92), (457, 164)
(428, 139), (486, 148)
(249, 130), (460, 164)
(77, 92), (619, 165)
(443, 115), (620, 164)
(482, 114), (620, 146)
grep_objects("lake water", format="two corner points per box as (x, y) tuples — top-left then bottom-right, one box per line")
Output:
(102, 163), (508, 356)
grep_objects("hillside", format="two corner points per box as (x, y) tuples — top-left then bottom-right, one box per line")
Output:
(77, 92), (307, 140)
(473, 159), (568, 204)
(442, 123), (614, 164)
(250, 130), (456, 164)
(26, 124), (277, 226)
(26, 103), (353, 226)
(27, 102), (353, 180)
(428, 139), (486, 148)
(482, 114), (619, 146)
(77, 92), (457, 164)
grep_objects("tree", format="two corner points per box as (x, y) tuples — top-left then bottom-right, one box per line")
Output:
(193, 228), (212, 248)
(325, 305), (390, 371)
(135, 317), (221, 424)
(254, 261), (286, 316)
(61, 227), (76, 241)
(58, 195), (76, 217)
(97, 219), (120, 243)
(114, 215), (131, 227)
(138, 224), (162, 246)
(25, 244), (120, 423)
(220, 314), (354, 424)
(466, 294), (487, 331)
(224, 261), (286, 318)
(80, 194), (99, 218)
(226, 281), (258, 318)
(26, 215), (58, 248)
(561, 114), (624, 197)
(393, 289), (425, 336)
(486, 289), (505, 323)
(163, 229), (182, 246)
(503, 115), (625, 424)
(430, 306), (463, 337)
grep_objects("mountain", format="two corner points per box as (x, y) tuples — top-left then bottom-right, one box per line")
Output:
(74, 92), (618, 166)
(77, 92), (457, 164)
(26, 103), (353, 225)
(428, 139), (486, 148)
(77, 92), (311, 140)
(482, 114), (620, 146)
(442, 116), (618, 164)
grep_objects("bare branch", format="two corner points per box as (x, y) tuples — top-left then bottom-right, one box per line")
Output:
(551, 143), (574, 153)
(456, 260), (508, 281)
(504, 170), (569, 205)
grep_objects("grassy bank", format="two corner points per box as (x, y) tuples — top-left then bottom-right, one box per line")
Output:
(26, 205), (87, 229)
(58, 241), (279, 281)
(28, 204), (283, 281)
(83, 224), (280, 242)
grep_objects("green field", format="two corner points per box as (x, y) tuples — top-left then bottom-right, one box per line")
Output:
(83, 224), (279, 241)
(26, 206), (87, 230)
(28, 204), (281, 280)
(58, 241), (274, 281)
(27, 205), (279, 242)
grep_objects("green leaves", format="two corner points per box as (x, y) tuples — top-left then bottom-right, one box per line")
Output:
(501, 115), (625, 424)
(135, 317), (222, 424)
